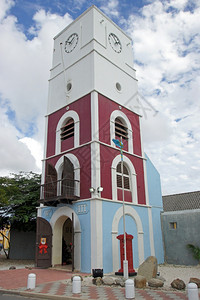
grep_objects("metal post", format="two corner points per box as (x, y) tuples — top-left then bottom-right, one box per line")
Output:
(72, 213), (74, 272)
(121, 137), (128, 279)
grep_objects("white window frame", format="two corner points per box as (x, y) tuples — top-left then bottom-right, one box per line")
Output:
(110, 110), (133, 154)
(116, 162), (131, 191)
(55, 154), (80, 197)
(111, 154), (138, 204)
(55, 110), (80, 155)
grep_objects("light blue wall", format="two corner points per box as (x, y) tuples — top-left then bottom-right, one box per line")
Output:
(41, 207), (57, 222)
(102, 201), (121, 273)
(130, 205), (152, 262)
(71, 201), (91, 273)
(145, 154), (162, 207)
(102, 201), (154, 272)
(152, 208), (164, 264)
(40, 201), (91, 273)
(145, 154), (164, 264)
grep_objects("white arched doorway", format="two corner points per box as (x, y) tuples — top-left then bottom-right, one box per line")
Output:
(111, 206), (144, 272)
(50, 207), (81, 270)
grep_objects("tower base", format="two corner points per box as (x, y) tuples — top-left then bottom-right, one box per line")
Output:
(115, 271), (137, 277)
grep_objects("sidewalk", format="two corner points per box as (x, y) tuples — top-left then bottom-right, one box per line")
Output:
(0, 267), (196, 299)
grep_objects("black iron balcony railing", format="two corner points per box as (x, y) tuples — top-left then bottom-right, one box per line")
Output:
(40, 178), (80, 206)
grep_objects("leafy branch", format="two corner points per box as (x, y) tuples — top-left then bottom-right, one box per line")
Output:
(0, 172), (41, 258)
(187, 244), (200, 263)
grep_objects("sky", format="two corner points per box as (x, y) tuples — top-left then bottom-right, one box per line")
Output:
(0, 0), (200, 195)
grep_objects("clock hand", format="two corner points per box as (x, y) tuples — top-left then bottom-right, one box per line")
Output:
(113, 35), (119, 44)
(112, 35), (116, 44)
(69, 36), (75, 44)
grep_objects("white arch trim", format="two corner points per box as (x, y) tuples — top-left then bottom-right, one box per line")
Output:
(111, 154), (138, 204)
(55, 153), (80, 197)
(50, 206), (81, 270)
(55, 110), (80, 154)
(110, 110), (133, 154)
(111, 206), (144, 272)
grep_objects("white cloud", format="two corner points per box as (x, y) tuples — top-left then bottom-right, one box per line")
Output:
(0, 0), (14, 21)
(0, 2), (73, 176)
(126, 0), (200, 194)
(100, 0), (120, 18)
(20, 137), (43, 170)
(0, 106), (39, 176)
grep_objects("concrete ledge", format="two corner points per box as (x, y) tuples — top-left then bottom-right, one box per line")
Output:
(0, 289), (81, 300)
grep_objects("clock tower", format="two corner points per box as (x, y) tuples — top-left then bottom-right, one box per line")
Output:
(36, 6), (164, 273)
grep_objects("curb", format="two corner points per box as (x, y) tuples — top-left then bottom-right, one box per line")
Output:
(0, 288), (82, 300)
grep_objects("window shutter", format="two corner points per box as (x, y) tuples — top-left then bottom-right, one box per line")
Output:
(124, 176), (130, 189)
(115, 118), (128, 140)
(117, 174), (122, 188)
(61, 118), (74, 140)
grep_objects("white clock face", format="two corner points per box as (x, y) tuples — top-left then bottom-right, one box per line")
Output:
(108, 33), (122, 53)
(65, 33), (79, 53)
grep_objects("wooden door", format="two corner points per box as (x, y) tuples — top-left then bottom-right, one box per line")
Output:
(62, 157), (74, 197)
(45, 163), (57, 199)
(35, 217), (52, 268)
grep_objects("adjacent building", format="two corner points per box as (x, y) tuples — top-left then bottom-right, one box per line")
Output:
(162, 191), (200, 265)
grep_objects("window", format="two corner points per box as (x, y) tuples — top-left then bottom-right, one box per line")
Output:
(111, 154), (138, 203)
(60, 118), (74, 141)
(116, 162), (130, 190)
(169, 222), (177, 229)
(110, 110), (133, 154)
(115, 117), (128, 140)
(56, 111), (80, 154)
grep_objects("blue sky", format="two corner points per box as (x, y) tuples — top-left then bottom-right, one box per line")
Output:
(0, 0), (200, 195)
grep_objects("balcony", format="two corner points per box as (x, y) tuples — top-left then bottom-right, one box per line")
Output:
(40, 178), (80, 206)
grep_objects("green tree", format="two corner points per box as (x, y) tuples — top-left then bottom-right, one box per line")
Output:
(187, 244), (200, 263)
(0, 172), (41, 258)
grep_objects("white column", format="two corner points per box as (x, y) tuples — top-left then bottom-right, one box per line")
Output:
(90, 199), (103, 269)
(90, 91), (103, 270)
(148, 207), (155, 256)
(91, 91), (99, 141)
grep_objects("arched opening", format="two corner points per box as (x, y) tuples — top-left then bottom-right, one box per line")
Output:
(50, 207), (81, 271)
(115, 117), (128, 151)
(52, 215), (74, 270)
(62, 218), (73, 266)
(55, 110), (80, 155)
(110, 110), (133, 154)
(112, 206), (144, 272)
(40, 163), (57, 205)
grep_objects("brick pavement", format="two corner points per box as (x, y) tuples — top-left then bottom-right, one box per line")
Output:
(23, 280), (191, 299)
(0, 268), (199, 299)
(0, 268), (73, 289)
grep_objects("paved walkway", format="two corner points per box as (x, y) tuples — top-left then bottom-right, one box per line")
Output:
(0, 268), (199, 299)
